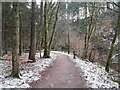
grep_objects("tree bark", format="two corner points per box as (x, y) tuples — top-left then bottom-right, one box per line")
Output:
(0, 2), (2, 56)
(11, 2), (20, 78)
(19, 8), (22, 56)
(29, 1), (36, 62)
(40, 1), (44, 58)
(43, 1), (50, 58)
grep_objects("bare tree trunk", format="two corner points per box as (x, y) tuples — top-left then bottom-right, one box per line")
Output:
(29, 1), (36, 62)
(43, 1), (50, 58)
(0, 2), (2, 56)
(68, 32), (70, 54)
(36, 5), (41, 51)
(19, 8), (22, 56)
(105, 14), (120, 72)
(40, 1), (44, 58)
(11, 2), (20, 78)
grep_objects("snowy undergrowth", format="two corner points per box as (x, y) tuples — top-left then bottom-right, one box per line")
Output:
(53, 51), (119, 88)
(0, 51), (119, 88)
(0, 52), (57, 88)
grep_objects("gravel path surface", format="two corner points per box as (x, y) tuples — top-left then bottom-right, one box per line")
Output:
(30, 53), (87, 88)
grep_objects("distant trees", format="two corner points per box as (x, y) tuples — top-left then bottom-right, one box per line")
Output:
(11, 2), (20, 77)
(82, 2), (100, 59)
(2, 2), (13, 55)
(2, 2), (31, 54)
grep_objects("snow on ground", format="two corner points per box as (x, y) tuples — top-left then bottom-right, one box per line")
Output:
(53, 51), (119, 88)
(0, 51), (119, 88)
(0, 52), (57, 88)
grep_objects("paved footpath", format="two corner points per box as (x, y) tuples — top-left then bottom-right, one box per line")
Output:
(30, 53), (87, 88)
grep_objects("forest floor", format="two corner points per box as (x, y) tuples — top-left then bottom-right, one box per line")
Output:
(0, 51), (119, 88)
(30, 53), (87, 88)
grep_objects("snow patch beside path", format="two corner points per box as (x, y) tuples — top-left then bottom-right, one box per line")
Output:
(0, 52), (57, 88)
(53, 51), (119, 88)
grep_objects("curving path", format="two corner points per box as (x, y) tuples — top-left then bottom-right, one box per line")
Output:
(30, 53), (87, 88)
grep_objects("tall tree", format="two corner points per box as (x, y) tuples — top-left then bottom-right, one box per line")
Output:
(43, 1), (50, 58)
(40, 1), (44, 58)
(11, 2), (20, 78)
(0, 2), (2, 56)
(36, 5), (40, 51)
(37, 1), (44, 58)
(29, 1), (36, 62)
